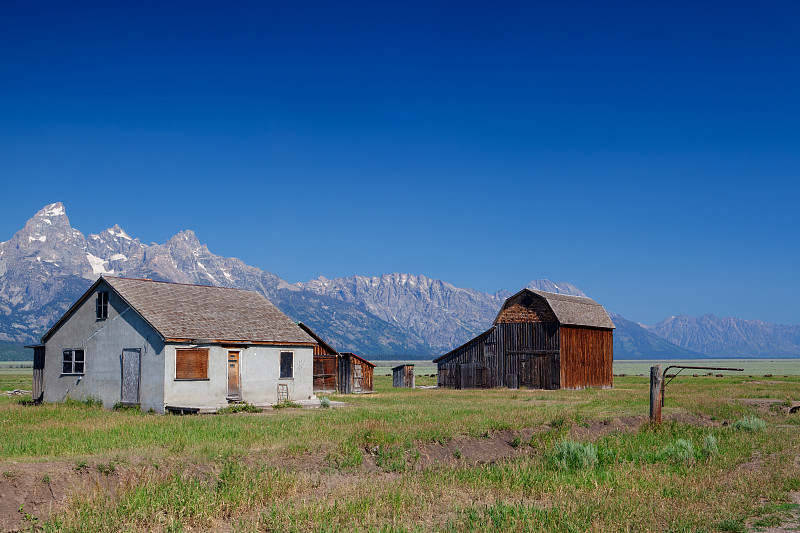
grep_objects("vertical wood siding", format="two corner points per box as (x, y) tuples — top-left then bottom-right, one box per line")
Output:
(437, 323), (561, 390)
(338, 354), (374, 393)
(359, 362), (374, 392)
(392, 365), (415, 388)
(313, 355), (338, 392)
(313, 344), (336, 356)
(32, 346), (45, 403)
(559, 326), (613, 390)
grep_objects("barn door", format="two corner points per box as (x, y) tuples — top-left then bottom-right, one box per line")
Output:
(519, 355), (532, 388)
(227, 351), (240, 399)
(531, 355), (543, 389)
(353, 364), (363, 393)
(121, 349), (141, 404)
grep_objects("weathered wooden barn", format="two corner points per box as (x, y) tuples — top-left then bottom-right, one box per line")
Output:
(299, 323), (374, 394)
(435, 289), (615, 390)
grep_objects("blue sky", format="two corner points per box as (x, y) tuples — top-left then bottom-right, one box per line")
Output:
(1, 1), (798, 325)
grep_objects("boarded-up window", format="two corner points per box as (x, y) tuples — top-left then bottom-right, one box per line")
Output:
(175, 348), (209, 380)
(280, 351), (293, 379)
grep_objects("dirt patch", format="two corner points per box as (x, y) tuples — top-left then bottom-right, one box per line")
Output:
(736, 398), (799, 415)
(748, 491), (800, 533)
(416, 430), (533, 468)
(0, 458), (140, 532)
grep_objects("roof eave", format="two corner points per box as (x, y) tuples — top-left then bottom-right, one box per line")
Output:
(163, 338), (316, 347)
(41, 277), (106, 343)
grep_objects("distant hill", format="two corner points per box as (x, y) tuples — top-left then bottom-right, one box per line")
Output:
(650, 314), (800, 357)
(609, 313), (704, 359)
(0, 343), (30, 362)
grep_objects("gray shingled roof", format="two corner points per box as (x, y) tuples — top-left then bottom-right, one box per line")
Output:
(105, 277), (315, 345)
(497, 289), (616, 329)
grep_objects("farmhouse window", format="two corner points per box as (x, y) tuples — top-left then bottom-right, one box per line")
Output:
(280, 351), (293, 379)
(62, 349), (85, 375)
(96, 291), (109, 319)
(175, 348), (209, 380)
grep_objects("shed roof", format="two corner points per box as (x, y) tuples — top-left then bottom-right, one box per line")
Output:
(341, 352), (376, 368)
(494, 288), (615, 329)
(298, 322), (339, 355)
(43, 276), (315, 345)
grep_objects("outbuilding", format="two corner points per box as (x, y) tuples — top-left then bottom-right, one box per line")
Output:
(392, 364), (415, 388)
(34, 276), (317, 412)
(435, 288), (615, 390)
(299, 322), (375, 394)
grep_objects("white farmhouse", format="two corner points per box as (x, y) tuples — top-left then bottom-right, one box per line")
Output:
(30, 276), (316, 413)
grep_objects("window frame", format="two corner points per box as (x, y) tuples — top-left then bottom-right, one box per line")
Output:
(96, 291), (109, 320)
(279, 351), (294, 379)
(175, 348), (210, 381)
(61, 349), (85, 375)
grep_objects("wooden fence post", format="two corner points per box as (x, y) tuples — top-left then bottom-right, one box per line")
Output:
(650, 364), (663, 423)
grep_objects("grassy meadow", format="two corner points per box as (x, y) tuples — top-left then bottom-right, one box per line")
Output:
(0, 366), (799, 532)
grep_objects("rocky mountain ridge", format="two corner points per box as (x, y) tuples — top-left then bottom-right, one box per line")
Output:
(650, 314), (800, 357)
(2, 203), (794, 358)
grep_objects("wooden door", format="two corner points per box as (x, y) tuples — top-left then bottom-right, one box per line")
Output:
(227, 351), (240, 399)
(519, 355), (531, 388)
(531, 355), (542, 389)
(353, 364), (363, 393)
(121, 349), (141, 404)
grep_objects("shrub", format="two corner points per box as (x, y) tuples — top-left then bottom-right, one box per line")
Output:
(658, 439), (695, 464)
(96, 462), (116, 475)
(551, 440), (597, 470)
(272, 399), (302, 409)
(732, 416), (766, 432)
(113, 402), (140, 412)
(319, 396), (331, 408)
(217, 403), (261, 414)
(700, 434), (719, 459)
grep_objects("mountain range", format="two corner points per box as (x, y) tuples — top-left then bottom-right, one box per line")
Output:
(2, 203), (799, 359)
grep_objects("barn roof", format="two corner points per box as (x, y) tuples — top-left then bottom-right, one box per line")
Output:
(43, 276), (315, 345)
(495, 288), (615, 329)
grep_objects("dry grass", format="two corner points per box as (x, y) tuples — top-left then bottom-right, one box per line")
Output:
(1, 374), (798, 532)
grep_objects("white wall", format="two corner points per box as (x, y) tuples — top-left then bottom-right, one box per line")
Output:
(163, 344), (314, 410)
(43, 280), (166, 412)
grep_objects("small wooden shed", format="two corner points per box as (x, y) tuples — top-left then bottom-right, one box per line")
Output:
(392, 364), (415, 388)
(435, 288), (615, 390)
(299, 323), (374, 394)
(339, 352), (375, 393)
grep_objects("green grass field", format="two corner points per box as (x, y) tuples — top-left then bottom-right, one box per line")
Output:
(374, 359), (800, 379)
(1, 367), (799, 531)
(613, 359), (800, 376)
